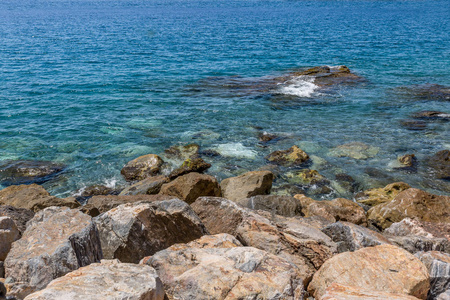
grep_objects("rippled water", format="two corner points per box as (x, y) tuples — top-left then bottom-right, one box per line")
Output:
(0, 0), (449, 197)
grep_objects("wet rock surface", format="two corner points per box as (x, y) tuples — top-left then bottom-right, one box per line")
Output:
(266, 145), (310, 166)
(168, 157), (211, 179)
(164, 143), (200, 160)
(0, 160), (65, 186)
(427, 150), (450, 180)
(120, 154), (164, 181)
(220, 171), (273, 202)
(329, 142), (379, 160)
(356, 182), (411, 207)
(119, 175), (169, 196)
(24, 259), (165, 300)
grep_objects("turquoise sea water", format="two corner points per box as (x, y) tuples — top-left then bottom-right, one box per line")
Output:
(0, 0), (449, 197)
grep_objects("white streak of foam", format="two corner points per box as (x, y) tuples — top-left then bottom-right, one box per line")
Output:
(278, 76), (319, 98)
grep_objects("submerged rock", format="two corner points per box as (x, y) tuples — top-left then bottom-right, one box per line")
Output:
(24, 260), (165, 300)
(220, 171), (273, 202)
(119, 175), (169, 196)
(427, 150), (450, 180)
(401, 119), (428, 131)
(0, 184), (80, 212)
(142, 234), (304, 300)
(412, 110), (450, 120)
(0, 217), (20, 261)
(0, 160), (65, 186)
(0, 205), (34, 234)
(266, 145), (309, 166)
(168, 157), (211, 179)
(407, 84), (450, 101)
(289, 65), (363, 87)
(120, 154), (164, 181)
(164, 143), (200, 160)
(4, 207), (102, 297)
(396, 154), (418, 172)
(308, 244), (430, 299)
(94, 199), (208, 263)
(329, 142), (380, 160)
(415, 251), (450, 300)
(356, 182), (411, 207)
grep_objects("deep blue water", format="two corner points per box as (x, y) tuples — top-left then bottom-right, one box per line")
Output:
(0, 0), (449, 197)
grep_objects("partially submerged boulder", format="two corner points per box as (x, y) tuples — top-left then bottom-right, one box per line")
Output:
(329, 142), (379, 160)
(168, 158), (211, 179)
(235, 195), (301, 217)
(356, 182), (411, 207)
(368, 188), (450, 230)
(266, 145), (309, 166)
(119, 175), (169, 196)
(164, 143), (199, 160)
(0, 160), (64, 186)
(0, 205), (34, 234)
(120, 154), (164, 181)
(415, 251), (450, 300)
(94, 199), (208, 263)
(4, 207), (102, 297)
(290, 65), (363, 87)
(427, 150), (450, 180)
(220, 171), (273, 202)
(24, 259), (165, 300)
(0, 217), (20, 261)
(159, 172), (221, 204)
(143, 234), (304, 300)
(0, 184), (80, 212)
(308, 244), (430, 299)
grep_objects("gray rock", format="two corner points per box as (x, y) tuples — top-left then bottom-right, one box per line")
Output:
(235, 195), (301, 217)
(0, 205), (34, 234)
(437, 290), (450, 300)
(322, 221), (392, 253)
(415, 251), (450, 300)
(87, 194), (174, 214)
(94, 199), (208, 263)
(0, 160), (64, 186)
(4, 207), (102, 297)
(0, 217), (20, 261)
(119, 176), (169, 196)
(23, 260), (165, 300)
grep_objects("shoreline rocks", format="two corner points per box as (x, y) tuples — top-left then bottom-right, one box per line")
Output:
(121, 154), (164, 181)
(0, 160), (65, 186)
(220, 171), (273, 202)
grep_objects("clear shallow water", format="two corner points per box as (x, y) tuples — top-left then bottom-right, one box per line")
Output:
(0, 0), (449, 197)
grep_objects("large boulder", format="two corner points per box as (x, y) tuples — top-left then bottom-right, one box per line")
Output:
(86, 194), (173, 214)
(308, 244), (430, 299)
(94, 199), (208, 263)
(427, 150), (450, 180)
(368, 188), (450, 230)
(0, 160), (64, 186)
(415, 251), (450, 300)
(142, 234), (304, 299)
(0, 205), (34, 234)
(191, 197), (337, 284)
(120, 154), (164, 181)
(119, 176), (169, 196)
(290, 65), (363, 87)
(23, 260), (165, 300)
(329, 142), (379, 160)
(321, 283), (422, 300)
(265, 145), (309, 166)
(0, 184), (80, 212)
(0, 217), (20, 261)
(235, 195), (301, 217)
(4, 207), (102, 297)
(294, 194), (367, 226)
(356, 182), (411, 207)
(220, 171), (273, 202)
(159, 172), (221, 204)
(322, 221), (392, 253)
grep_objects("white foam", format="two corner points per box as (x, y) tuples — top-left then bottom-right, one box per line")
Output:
(277, 76), (319, 98)
(214, 143), (257, 159)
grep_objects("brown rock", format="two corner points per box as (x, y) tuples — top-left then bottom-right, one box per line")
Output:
(0, 217), (20, 261)
(235, 195), (302, 217)
(80, 185), (115, 197)
(0, 205), (34, 234)
(266, 145), (309, 166)
(120, 154), (164, 181)
(399, 154), (417, 167)
(291, 65), (363, 87)
(0, 160), (64, 186)
(321, 283), (422, 300)
(368, 188), (450, 230)
(159, 172), (221, 204)
(0, 184), (80, 212)
(168, 157), (211, 179)
(308, 244), (430, 299)
(87, 194), (173, 214)
(427, 150), (450, 180)
(356, 182), (411, 207)
(94, 199), (208, 263)
(220, 171), (273, 202)
(119, 175), (169, 196)
(142, 235), (304, 300)
(164, 143), (200, 160)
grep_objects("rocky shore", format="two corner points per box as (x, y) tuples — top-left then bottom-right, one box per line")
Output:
(0, 139), (449, 300)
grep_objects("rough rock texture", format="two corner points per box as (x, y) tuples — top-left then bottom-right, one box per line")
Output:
(329, 142), (379, 160)
(0, 205), (34, 234)
(119, 176), (169, 196)
(143, 235), (304, 300)
(415, 251), (450, 300)
(87, 194), (173, 214)
(398, 154), (417, 167)
(94, 199), (208, 263)
(428, 150), (450, 180)
(159, 172), (221, 204)
(367, 188), (450, 230)
(356, 182), (411, 207)
(437, 290), (450, 300)
(164, 143), (199, 160)
(0, 184), (80, 212)
(290, 65), (363, 87)
(191, 196), (337, 284)
(80, 185), (115, 197)
(220, 171), (273, 202)
(120, 154), (164, 181)
(287, 169), (329, 185)
(4, 207), (102, 297)
(265, 145), (309, 166)
(0, 217), (20, 261)
(322, 221), (392, 253)
(321, 283), (422, 300)
(235, 195), (301, 217)
(294, 194), (367, 226)
(308, 244), (430, 300)
(0, 160), (64, 186)
(24, 260), (165, 300)
(168, 158), (211, 179)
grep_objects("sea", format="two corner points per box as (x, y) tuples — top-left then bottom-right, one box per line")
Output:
(0, 0), (449, 198)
